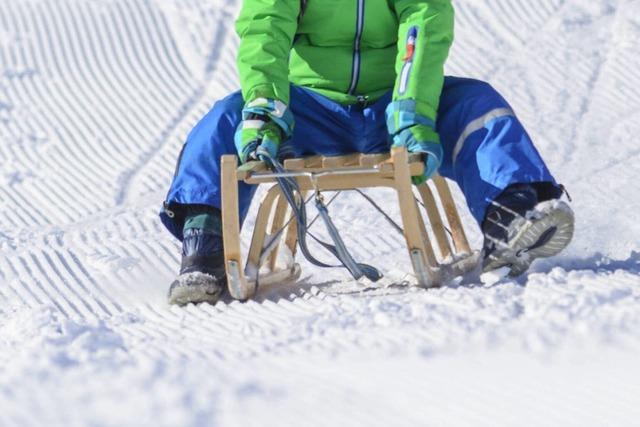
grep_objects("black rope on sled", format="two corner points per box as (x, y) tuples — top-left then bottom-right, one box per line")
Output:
(414, 195), (456, 242)
(252, 190), (340, 281)
(354, 188), (458, 244)
(353, 189), (404, 235)
(256, 148), (382, 282)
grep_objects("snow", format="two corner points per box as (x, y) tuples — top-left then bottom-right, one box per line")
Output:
(1, 0), (640, 425)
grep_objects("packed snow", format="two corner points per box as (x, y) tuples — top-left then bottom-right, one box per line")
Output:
(1, 0), (639, 426)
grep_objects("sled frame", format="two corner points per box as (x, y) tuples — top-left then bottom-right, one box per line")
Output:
(221, 146), (478, 300)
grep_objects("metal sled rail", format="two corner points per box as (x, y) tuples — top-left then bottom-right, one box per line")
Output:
(249, 166), (385, 180)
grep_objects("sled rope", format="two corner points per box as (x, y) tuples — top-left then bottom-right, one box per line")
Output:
(251, 191), (340, 286)
(353, 189), (404, 235)
(355, 188), (457, 244)
(257, 148), (382, 282)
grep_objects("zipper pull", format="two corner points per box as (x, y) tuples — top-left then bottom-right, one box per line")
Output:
(356, 95), (369, 107)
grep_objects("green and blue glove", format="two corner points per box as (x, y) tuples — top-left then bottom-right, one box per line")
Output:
(386, 100), (443, 185)
(234, 98), (295, 163)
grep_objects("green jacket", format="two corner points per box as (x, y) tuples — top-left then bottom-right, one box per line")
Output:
(235, 0), (454, 128)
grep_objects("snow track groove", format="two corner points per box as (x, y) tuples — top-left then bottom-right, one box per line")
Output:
(1, 0), (201, 227)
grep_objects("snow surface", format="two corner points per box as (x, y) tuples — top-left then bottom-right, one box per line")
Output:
(1, 0), (640, 425)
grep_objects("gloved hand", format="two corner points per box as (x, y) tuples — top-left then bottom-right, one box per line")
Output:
(392, 125), (443, 185)
(386, 100), (443, 185)
(234, 98), (294, 163)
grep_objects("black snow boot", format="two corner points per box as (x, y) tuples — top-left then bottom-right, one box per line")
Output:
(168, 210), (226, 306)
(481, 183), (575, 277)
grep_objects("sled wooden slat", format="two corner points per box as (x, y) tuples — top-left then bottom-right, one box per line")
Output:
(284, 155), (323, 170)
(417, 183), (453, 260)
(359, 153), (388, 167)
(391, 147), (438, 282)
(268, 192), (290, 271)
(221, 155), (253, 300)
(284, 190), (306, 258)
(305, 156), (323, 168)
(283, 158), (305, 170)
(221, 148), (477, 300)
(432, 175), (472, 255)
(322, 153), (361, 168)
(246, 186), (281, 275)
(284, 207), (299, 255)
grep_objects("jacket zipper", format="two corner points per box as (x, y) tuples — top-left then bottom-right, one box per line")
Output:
(298, 0), (308, 23)
(347, 0), (365, 95)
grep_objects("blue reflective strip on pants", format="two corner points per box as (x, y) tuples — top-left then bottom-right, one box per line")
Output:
(452, 107), (514, 164)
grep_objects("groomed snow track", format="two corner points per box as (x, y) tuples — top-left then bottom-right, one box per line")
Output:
(1, 0), (640, 426)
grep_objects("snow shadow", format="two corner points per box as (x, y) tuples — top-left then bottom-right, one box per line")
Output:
(532, 251), (640, 275)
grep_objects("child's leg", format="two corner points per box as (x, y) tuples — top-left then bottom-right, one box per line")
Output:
(436, 77), (561, 225)
(160, 91), (248, 241)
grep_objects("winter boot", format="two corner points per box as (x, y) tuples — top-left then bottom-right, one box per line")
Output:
(168, 210), (226, 305)
(481, 183), (575, 276)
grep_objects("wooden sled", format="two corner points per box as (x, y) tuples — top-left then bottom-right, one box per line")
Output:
(220, 146), (479, 300)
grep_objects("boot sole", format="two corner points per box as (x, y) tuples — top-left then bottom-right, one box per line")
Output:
(483, 200), (575, 276)
(168, 285), (222, 306)
(167, 272), (223, 306)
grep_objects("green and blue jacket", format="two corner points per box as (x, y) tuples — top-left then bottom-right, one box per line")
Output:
(235, 0), (454, 140)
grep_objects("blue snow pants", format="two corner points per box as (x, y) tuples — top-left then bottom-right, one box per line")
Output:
(161, 77), (558, 241)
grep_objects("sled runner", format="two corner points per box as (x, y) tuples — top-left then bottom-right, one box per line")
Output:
(220, 147), (479, 300)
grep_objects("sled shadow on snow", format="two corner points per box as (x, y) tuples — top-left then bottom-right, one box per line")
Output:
(215, 273), (417, 304)
(214, 251), (640, 305)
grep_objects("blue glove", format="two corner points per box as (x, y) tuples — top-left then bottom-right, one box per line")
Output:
(392, 125), (443, 184)
(386, 100), (443, 184)
(234, 98), (295, 163)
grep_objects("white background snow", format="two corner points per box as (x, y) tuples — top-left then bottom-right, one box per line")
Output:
(1, 0), (640, 425)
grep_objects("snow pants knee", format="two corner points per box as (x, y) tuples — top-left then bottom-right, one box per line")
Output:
(160, 77), (558, 241)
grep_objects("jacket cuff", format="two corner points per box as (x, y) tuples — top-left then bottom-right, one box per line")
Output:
(385, 99), (437, 135)
(241, 98), (295, 138)
(392, 125), (441, 148)
(244, 83), (289, 105)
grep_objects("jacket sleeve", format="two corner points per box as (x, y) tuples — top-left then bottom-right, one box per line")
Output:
(388, 0), (454, 140)
(235, 0), (300, 105)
